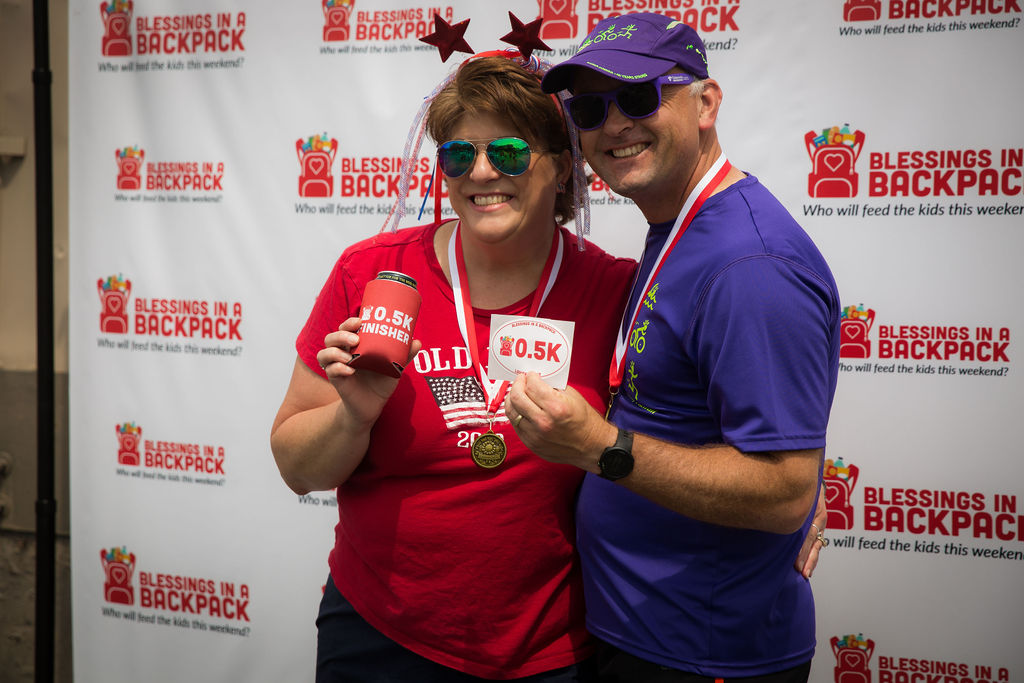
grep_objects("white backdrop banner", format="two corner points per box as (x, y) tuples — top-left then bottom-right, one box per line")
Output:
(69, 1), (1023, 681)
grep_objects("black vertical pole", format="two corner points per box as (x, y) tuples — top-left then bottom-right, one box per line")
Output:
(32, 0), (56, 680)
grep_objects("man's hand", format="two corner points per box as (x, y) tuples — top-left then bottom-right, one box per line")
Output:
(505, 372), (616, 474)
(794, 488), (828, 578)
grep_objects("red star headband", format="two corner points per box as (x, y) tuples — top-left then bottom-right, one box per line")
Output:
(419, 14), (474, 62)
(382, 12), (591, 248)
(420, 11), (552, 62)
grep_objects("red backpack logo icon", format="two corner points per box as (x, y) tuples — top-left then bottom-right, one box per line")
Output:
(537, 0), (579, 40)
(297, 134), (338, 197)
(117, 422), (141, 466)
(831, 634), (874, 683)
(323, 0), (355, 42)
(805, 126), (865, 198)
(498, 335), (514, 357)
(840, 304), (875, 359)
(843, 0), (882, 22)
(100, 1), (133, 56)
(823, 458), (859, 531)
(101, 547), (136, 605)
(115, 147), (144, 191)
(98, 274), (132, 334)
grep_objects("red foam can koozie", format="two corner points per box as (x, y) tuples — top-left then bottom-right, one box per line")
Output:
(348, 271), (421, 378)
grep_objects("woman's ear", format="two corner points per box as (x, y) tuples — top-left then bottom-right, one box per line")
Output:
(556, 149), (573, 187)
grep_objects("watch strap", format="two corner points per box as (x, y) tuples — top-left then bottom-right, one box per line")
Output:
(611, 428), (633, 453)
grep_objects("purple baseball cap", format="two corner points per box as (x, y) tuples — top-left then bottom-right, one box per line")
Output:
(541, 13), (709, 93)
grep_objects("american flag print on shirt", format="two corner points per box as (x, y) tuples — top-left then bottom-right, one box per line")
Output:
(425, 376), (509, 431)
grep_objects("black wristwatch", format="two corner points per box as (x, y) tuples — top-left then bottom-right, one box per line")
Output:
(598, 428), (634, 481)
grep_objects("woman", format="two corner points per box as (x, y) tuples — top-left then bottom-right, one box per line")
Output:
(270, 54), (635, 681)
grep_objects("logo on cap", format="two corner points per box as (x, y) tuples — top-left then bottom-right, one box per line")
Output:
(579, 22), (638, 51)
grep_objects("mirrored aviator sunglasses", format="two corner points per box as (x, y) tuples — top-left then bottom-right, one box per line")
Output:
(437, 137), (535, 178)
(566, 73), (695, 131)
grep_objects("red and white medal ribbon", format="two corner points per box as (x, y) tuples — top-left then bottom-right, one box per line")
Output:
(608, 155), (733, 397)
(449, 222), (564, 423)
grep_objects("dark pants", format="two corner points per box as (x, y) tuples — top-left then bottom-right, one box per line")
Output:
(595, 643), (811, 683)
(315, 576), (597, 682)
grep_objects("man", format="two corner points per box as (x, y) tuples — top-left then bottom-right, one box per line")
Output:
(506, 13), (840, 682)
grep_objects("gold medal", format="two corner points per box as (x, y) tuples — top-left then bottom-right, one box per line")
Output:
(471, 430), (507, 469)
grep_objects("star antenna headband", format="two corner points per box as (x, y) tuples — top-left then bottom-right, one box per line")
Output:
(380, 12), (592, 249)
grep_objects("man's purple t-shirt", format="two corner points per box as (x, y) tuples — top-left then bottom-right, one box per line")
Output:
(578, 175), (841, 677)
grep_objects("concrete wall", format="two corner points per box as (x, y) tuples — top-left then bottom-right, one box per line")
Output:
(0, 0), (72, 680)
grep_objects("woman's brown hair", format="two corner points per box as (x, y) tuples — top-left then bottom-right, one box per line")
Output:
(426, 56), (576, 225)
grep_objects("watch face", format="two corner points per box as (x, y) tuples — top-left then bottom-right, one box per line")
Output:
(600, 448), (633, 480)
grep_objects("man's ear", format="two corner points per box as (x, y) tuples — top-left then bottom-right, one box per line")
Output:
(698, 79), (724, 131)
